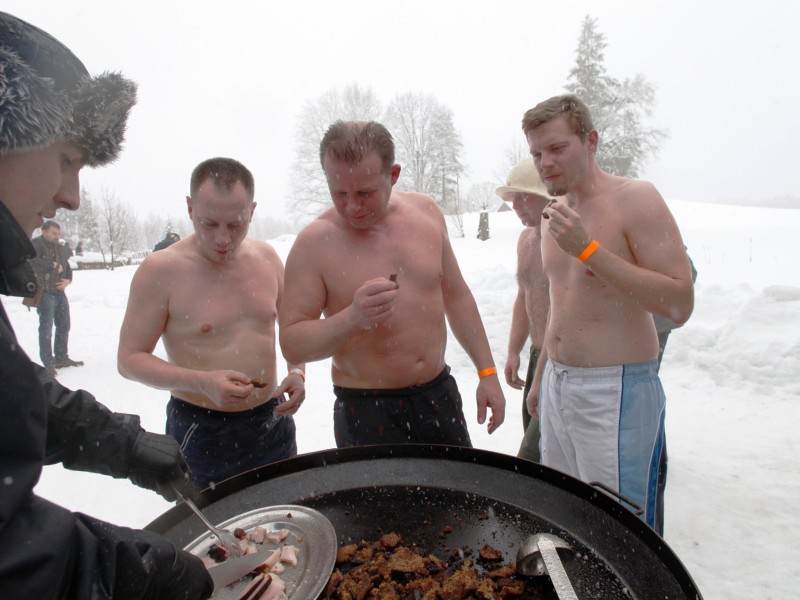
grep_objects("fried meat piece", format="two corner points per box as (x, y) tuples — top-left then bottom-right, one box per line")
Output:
(379, 532), (402, 550)
(335, 568), (377, 600)
(497, 579), (527, 597)
(486, 564), (515, 578)
(336, 543), (359, 564)
(478, 544), (503, 562)
(440, 560), (480, 600)
(324, 569), (343, 597)
(385, 546), (427, 577)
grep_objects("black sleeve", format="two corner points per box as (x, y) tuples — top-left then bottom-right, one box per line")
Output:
(39, 365), (143, 479)
(0, 495), (212, 600)
(28, 237), (52, 284)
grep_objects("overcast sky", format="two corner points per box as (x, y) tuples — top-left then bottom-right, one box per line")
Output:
(5, 0), (799, 221)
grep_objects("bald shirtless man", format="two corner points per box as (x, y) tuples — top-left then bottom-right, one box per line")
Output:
(497, 158), (551, 463)
(280, 120), (505, 447)
(523, 95), (694, 534)
(118, 157), (305, 489)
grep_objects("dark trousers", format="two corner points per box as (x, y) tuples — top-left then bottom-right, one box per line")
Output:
(166, 396), (297, 490)
(517, 347), (541, 462)
(655, 329), (670, 535)
(333, 366), (473, 448)
(37, 292), (70, 367)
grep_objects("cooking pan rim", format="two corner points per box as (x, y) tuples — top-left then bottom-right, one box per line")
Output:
(146, 444), (701, 599)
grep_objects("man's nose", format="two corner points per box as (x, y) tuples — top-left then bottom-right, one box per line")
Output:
(214, 228), (232, 245)
(54, 171), (81, 210)
(538, 152), (554, 169)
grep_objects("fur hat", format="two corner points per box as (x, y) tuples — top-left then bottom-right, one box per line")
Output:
(496, 157), (549, 201)
(0, 11), (137, 166)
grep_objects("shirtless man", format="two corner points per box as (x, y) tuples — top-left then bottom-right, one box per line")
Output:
(280, 120), (505, 447)
(118, 157), (305, 489)
(523, 95), (694, 534)
(497, 158), (551, 462)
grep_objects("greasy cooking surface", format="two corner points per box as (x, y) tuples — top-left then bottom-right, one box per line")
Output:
(184, 505), (336, 599)
(147, 445), (701, 599)
(309, 486), (630, 599)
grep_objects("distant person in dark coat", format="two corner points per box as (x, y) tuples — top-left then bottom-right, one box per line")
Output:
(0, 11), (212, 600)
(153, 231), (180, 251)
(30, 220), (82, 376)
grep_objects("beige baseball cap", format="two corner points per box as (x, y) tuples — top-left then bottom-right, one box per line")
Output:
(496, 157), (549, 201)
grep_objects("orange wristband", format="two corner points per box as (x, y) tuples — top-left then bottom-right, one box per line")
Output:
(289, 368), (305, 381)
(478, 367), (497, 379)
(576, 239), (599, 263)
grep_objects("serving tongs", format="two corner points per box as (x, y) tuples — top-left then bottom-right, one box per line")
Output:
(172, 484), (243, 558)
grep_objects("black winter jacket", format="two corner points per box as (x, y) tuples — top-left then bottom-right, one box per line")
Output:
(31, 234), (72, 293)
(0, 201), (212, 599)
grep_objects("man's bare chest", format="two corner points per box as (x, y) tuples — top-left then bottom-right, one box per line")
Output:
(168, 268), (278, 334)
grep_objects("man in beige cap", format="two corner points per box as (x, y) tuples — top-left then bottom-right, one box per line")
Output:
(497, 158), (552, 462)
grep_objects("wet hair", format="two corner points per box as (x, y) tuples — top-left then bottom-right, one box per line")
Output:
(41, 220), (61, 231)
(319, 121), (395, 172)
(521, 94), (595, 141)
(189, 157), (254, 199)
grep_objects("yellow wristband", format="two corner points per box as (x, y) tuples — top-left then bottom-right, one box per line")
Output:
(576, 239), (600, 263)
(289, 368), (305, 381)
(478, 367), (497, 379)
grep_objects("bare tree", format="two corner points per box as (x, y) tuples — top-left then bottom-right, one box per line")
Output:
(77, 189), (101, 252)
(493, 138), (530, 183)
(95, 188), (137, 269)
(466, 181), (499, 213)
(384, 92), (464, 204)
(566, 15), (667, 177)
(288, 83), (383, 220)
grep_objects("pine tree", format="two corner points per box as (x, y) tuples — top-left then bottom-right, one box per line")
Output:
(566, 16), (666, 177)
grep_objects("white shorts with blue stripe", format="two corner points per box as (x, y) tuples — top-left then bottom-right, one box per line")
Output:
(539, 358), (666, 531)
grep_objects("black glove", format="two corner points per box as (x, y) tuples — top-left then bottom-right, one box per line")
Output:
(128, 431), (199, 502)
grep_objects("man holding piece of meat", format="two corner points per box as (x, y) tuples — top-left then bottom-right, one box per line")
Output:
(280, 120), (505, 448)
(523, 94), (694, 534)
(118, 157), (305, 491)
(0, 11), (212, 599)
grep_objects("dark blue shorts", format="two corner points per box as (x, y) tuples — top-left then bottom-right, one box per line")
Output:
(166, 396), (297, 490)
(332, 366), (473, 448)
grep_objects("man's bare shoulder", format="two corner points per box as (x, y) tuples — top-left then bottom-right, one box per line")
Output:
(137, 239), (193, 276)
(242, 237), (282, 262)
(393, 190), (439, 210)
(294, 209), (341, 244)
(609, 176), (663, 204)
(391, 191), (445, 225)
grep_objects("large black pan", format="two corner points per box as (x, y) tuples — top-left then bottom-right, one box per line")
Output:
(147, 445), (702, 599)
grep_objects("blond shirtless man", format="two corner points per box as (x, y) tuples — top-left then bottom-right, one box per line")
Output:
(118, 157), (305, 489)
(523, 95), (694, 534)
(496, 158), (551, 462)
(280, 121), (505, 447)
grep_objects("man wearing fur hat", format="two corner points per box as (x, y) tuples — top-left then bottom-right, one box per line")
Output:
(0, 11), (212, 599)
(496, 158), (552, 463)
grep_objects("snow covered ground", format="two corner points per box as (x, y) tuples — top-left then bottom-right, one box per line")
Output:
(6, 200), (799, 599)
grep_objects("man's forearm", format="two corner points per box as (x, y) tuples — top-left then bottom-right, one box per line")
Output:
(446, 292), (496, 370)
(582, 247), (694, 324)
(117, 352), (204, 395)
(280, 309), (360, 365)
(507, 290), (530, 356)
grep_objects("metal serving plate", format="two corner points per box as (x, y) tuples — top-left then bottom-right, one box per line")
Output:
(184, 505), (336, 600)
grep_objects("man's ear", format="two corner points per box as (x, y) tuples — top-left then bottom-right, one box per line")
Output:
(186, 196), (192, 217)
(390, 164), (401, 185)
(587, 129), (599, 154)
(249, 201), (257, 221)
